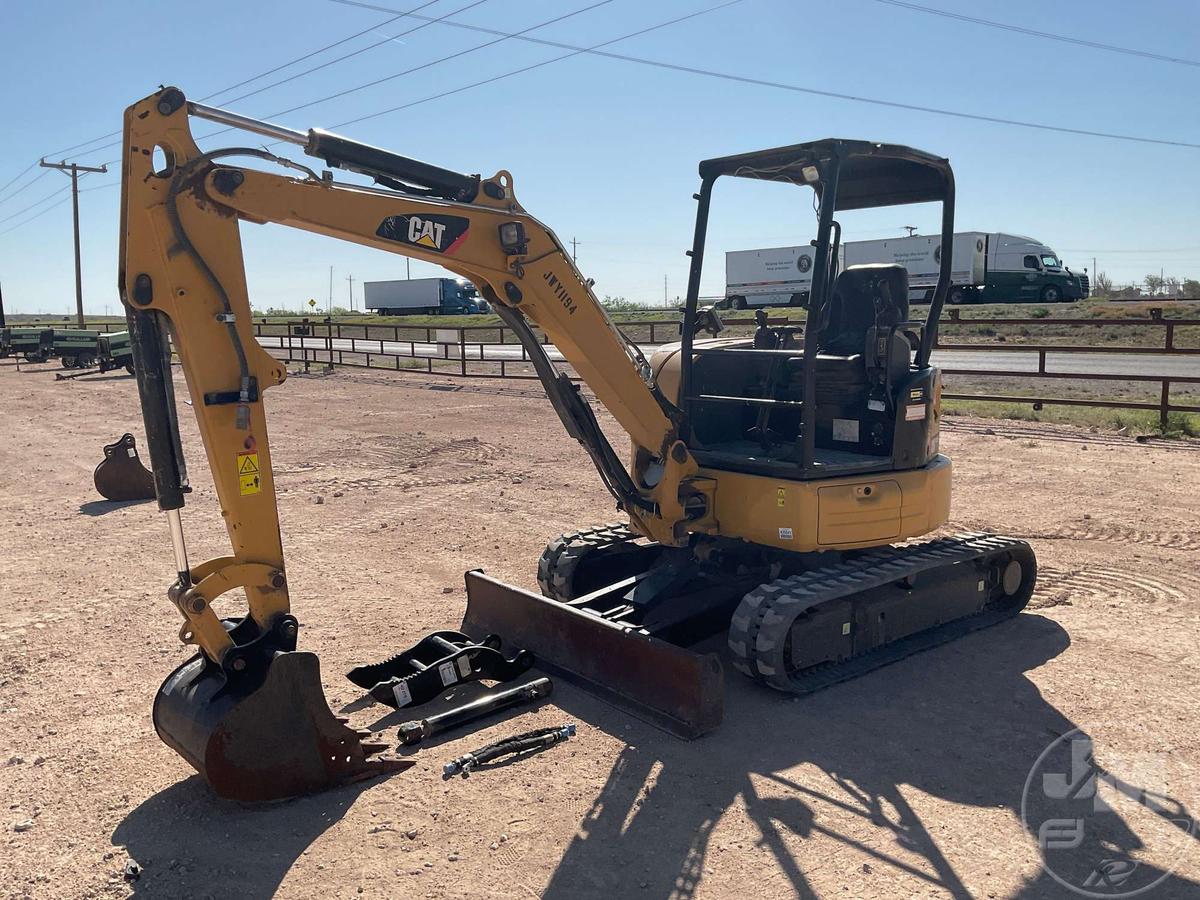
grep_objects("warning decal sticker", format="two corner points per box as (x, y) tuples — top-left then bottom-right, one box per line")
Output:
(238, 452), (261, 496)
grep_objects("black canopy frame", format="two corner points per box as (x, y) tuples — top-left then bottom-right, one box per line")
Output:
(678, 139), (956, 473)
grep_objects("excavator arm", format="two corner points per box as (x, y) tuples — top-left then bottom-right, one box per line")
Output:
(122, 88), (709, 665)
(119, 87), (713, 798)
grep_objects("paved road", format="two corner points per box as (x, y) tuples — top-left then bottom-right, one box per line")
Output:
(258, 336), (1200, 379)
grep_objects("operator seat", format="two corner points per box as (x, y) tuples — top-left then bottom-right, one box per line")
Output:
(819, 264), (909, 357)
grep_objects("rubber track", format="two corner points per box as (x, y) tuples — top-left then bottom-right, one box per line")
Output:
(536, 523), (643, 601)
(727, 532), (1036, 693)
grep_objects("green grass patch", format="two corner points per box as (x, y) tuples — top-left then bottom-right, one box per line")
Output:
(942, 398), (1200, 436)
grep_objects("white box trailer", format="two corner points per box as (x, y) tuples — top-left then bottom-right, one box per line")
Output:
(724, 245), (815, 309)
(363, 277), (480, 315)
(725, 232), (1088, 307)
(843, 232), (986, 296)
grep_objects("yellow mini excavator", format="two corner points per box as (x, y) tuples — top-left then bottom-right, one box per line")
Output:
(119, 87), (1036, 801)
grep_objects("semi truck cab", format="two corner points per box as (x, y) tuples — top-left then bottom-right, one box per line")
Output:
(981, 233), (1088, 303)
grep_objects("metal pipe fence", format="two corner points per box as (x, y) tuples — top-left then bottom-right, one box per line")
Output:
(18, 309), (1196, 429)
(256, 310), (1200, 430)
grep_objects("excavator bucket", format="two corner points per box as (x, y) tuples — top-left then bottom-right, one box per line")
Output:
(93, 434), (156, 502)
(153, 649), (411, 803)
(460, 570), (724, 738)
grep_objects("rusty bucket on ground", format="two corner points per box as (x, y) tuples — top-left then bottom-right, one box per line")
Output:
(153, 648), (411, 803)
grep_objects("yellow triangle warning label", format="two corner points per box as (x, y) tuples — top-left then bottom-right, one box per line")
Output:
(238, 452), (259, 475)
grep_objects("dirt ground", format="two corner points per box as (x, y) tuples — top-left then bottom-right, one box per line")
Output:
(2, 360), (1199, 900)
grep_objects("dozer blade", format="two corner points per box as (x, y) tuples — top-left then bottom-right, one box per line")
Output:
(461, 570), (723, 739)
(93, 433), (156, 502)
(154, 650), (411, 803)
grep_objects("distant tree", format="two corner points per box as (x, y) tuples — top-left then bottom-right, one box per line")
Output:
(600, 295), (644, 313)
(1164, 276), (1182, 298)
(1182, 279), (1200, 300)
(1092, 272), (1113, 296)
(1145, 274), (1165, 295)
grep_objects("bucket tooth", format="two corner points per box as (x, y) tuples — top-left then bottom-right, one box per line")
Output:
(153, 650), (411, 802)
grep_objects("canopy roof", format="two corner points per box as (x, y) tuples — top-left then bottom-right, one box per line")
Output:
(698, 139), (952, 210)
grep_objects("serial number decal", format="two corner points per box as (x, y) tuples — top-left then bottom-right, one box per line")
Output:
(543, 270), (578, 315)
(376, 213), (470, 255)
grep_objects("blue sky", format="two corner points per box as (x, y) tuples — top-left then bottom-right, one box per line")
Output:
(1, 0), (1197, 315)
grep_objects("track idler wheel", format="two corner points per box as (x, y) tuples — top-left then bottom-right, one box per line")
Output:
(154, 650), (410, 803)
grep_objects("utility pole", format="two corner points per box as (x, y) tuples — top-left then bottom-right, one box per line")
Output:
(664, 275), (668, 306)
(903, 225), (917, 237)
(346, 274), (354, 311)
(406, 258), (411, 280)
(571, 237), (580, 263)
(328, 265), (334, 314)
(39, 158), (108, 327)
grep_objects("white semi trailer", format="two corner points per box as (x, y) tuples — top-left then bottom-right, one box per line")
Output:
(724, 232), (1088, 308)
(843, 232), (1089, 304)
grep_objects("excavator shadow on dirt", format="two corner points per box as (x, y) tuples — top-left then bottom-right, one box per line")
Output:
(111, 613), (1199, 898)
(539, 613), (1200, 900)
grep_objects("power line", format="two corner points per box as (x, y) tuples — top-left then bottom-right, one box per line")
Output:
(2, 0), (674, 227)
(0, 194), (71, 239)
(267, 0), (616, 121)
(0, 170), (50, 208)
(328, 0), (744, 131)
(0, 176), (106, 237)
(0, 183), (72, 226)
(0, 1), (700, 234)
(0, 162), (38, 199)
(42, 0), (607, 165)
(34, 0), (465, 163)
(199, 0), (444, 103)
(331, 0), (1200, 150)
(869, 0), (1200, 68)
(217, 0), (486, 109)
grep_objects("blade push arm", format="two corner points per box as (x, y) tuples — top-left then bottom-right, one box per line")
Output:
(120, 87), (708, 668)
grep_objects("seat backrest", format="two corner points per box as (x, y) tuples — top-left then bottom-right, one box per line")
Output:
(819, 264), (910, 356)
